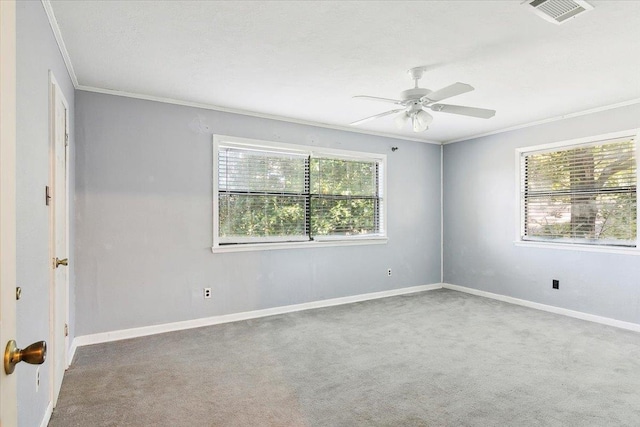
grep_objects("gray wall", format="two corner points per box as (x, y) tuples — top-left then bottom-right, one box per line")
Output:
(74, 91), (442, 336)
(16, 1), (75, 426)
(444, 103), (640, 325)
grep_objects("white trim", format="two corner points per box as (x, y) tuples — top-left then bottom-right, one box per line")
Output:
(71, 282), (640, 358)
(48, 71), (71, 408)
(77, 89), (640, 148)
(442, 283), (640, 333)
(35, 0), (640, 148)
(212, 136), (218, 251)
(515, 129), (637, 154)
(219, 235), (310, 245)
(514, 146), (522, 243)
(514, 240), (640, 255)
(78, 86), (438, 144)
(440, 144), (444, 283)
(444, 98), (640, 145)
(41, 0), (78, 87)
(212, 237), (387, 253)
(213, 134), (388, 251)
(73, 284), (442, 348)
(514, 129), (639, 252)
(67, 339), (77, 366)
(313, 234), (385, 242)
(381, 157), (387, 238)
(64, 98), (71, 370)
(0, 1), (18, 424)
(215, 134), (388, 160)
(39, 0), (437, 146)
(38, 401), (53, 427)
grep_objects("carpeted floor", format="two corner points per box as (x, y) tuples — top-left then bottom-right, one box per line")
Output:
(49, 289), (640, 426)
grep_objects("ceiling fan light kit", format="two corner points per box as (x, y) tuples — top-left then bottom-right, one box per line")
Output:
(413, 110), (433, 132)
(351, 66), (496, 133)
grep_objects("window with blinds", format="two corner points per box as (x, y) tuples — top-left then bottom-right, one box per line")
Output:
(520, 135), (637, 246)
(218, 147), (309, 244)
(310, 158), (380, 237)
(214, 137), (385, 247)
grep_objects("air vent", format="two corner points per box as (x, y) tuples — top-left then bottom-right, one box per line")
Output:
(524, 0), (593, 24)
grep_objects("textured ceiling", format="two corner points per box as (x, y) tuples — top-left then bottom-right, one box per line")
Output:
(49, 0), (640, 143)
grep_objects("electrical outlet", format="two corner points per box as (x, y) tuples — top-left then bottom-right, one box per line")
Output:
(552, 279), (559, 289)
(387, 268), (392, 277)
(203, 288), (212, 299)
(36, 367), (40, 392)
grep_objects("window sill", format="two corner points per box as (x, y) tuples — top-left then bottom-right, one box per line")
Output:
(212, 237), (388, 253)
(514, 240), (640, 256)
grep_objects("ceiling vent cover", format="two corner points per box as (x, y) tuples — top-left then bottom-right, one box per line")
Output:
(524, 0), (593, 24)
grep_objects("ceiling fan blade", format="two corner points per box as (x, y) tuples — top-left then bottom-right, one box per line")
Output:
(429, 103), (496, 119)
(422, 82), (474, 103)
(353, 95), (405, 105)
(350, 109), (405, 126)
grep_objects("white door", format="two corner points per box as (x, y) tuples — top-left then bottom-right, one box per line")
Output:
(0, 0), (18, 425)
(49, 73), (70, 407)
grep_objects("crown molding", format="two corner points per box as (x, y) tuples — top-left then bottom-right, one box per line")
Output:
(42, 0), (640, 147)
(41, 0), (78, 87)
(444, 98), (640, 144)
(76, 85), (441, 144)
(41, 0), (436, 144)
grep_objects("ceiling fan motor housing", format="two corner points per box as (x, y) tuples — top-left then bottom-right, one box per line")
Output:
(401, 88), (431, 102)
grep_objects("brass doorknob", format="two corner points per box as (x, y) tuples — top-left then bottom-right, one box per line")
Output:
(4, 340), (47, 374)
(55, 257), (68, 268)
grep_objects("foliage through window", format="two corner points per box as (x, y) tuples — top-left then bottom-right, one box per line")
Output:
(214, 137), (385, 247)
(520, 134), (637, 247)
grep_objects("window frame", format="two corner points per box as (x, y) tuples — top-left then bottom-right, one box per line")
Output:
(514, 129), (640, 255)
(212, 134), (387, 253)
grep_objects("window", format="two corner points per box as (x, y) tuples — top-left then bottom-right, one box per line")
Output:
(518, 130), (638, 248)
(213, 135), (386, 251)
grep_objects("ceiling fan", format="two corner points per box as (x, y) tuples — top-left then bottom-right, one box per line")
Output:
(350, 66), (496, 132)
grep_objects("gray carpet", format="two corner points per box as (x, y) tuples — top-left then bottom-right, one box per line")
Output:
(49, 289), (640, 426)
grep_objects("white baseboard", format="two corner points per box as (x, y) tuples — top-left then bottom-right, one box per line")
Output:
(73, 282), (640, 357)
(74, 283), (443, 348)
(39, 400), (53, 427)
(442, 283), (640, 333)
(67, 339), (77, 367)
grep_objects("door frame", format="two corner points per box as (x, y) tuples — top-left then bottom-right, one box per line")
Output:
(48, 71), (70, 407)
(0, 0), (18, 425)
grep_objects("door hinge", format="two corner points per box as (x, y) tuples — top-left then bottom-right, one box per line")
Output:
(65, 133), (69, 147)
(64, 324), (69, 337)
(45, 186), (51, 206)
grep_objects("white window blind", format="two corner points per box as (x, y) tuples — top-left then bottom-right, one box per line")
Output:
(520, 136), (637, 246)
(310, 158), (381, 238)
(215, 139), (385, 247)
(218, 147), (309, 244)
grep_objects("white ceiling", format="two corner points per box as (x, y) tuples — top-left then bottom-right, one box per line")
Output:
(48, 0), (640, 143)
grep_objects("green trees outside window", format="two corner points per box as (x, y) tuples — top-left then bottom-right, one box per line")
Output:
(522, 137), (637, 246)
(217, 145), (384, 245)
(310, 158), (379, 237)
